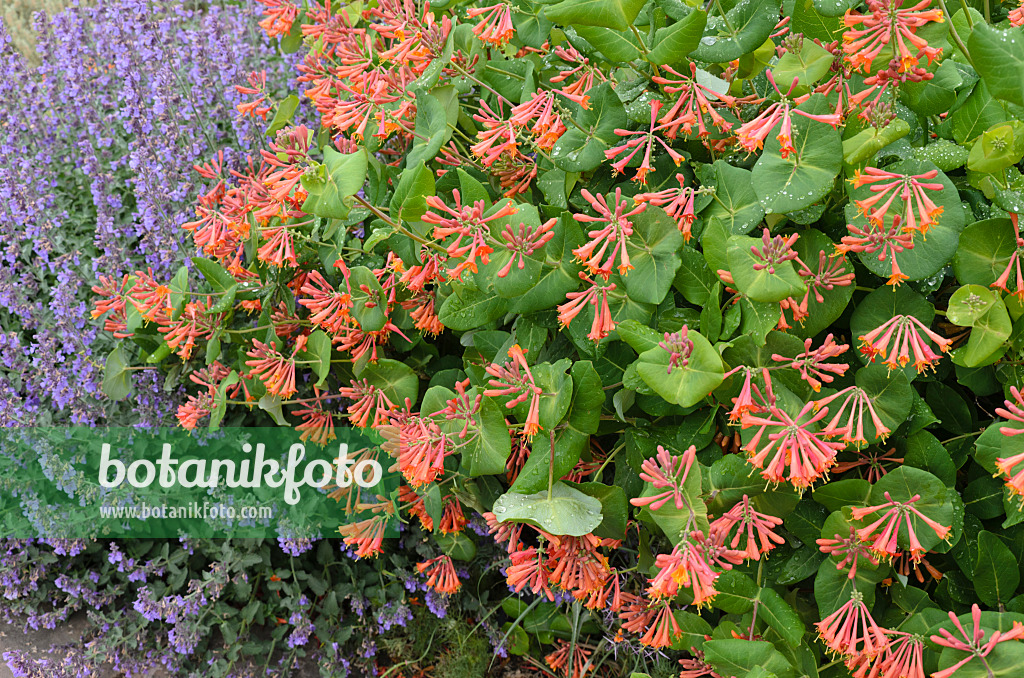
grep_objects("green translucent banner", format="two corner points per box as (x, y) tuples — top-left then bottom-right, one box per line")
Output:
(0, 427), (399, 539)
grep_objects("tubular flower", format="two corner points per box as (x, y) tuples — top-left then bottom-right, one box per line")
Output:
(583, 572), (623, 612)
(726, 366), (774, 424)
(299, 270), (352, 333)
(814, 385), (891, 446)
(773, 333), (850, 392)
(547, 534), (611, 596)
(842, 0), (944, 74)
(629, 444), (697, 512)
(652, 62), (738, 139)
(816, 590), (890, 658)
(996, 389), (1024, 498)
(709, 495), (785, 561)
(858, 314), (951, 373)
(659, 326), (693, 374)
(245, 339), (299, 399)
(867, 631), (925, 678)
(484, 344), (544, 438)
(557, 272), (618, 342)
(741, 401), (845, 489)
(510, 90), (566, 149)
(1013, 0), (1024, 26)
(422, 190), (518, 280)
(817, 526), (880, 579)
(572, 188), (646, 278)
(995, 449), (1024, 501)
(838, 213), (916, 285)
(471, 100), (519, 166)
(549, 45), (606, 108)
(157, 298), (220, 360)
(544, 639), (593, 678)
(438, 495), (468, 534)
(648, 541), (716, 605)
(850, 491), (951, 561)
(416, 555), (462, 594)
(382, 412), (452, 487)
(339, 504), (393, 559)
(338, 379), (395, 429)
(619, 598), (682, 648)
(292, 388), (337, 446)
(992, 213), (1024, 299)
(498, 217), (556, 277)
(832, 446), (904, 483)
(605, 100), (686, 184)
(433, 378), (483, 439)
(466, 3), (514, 46)
(931, 605), (1024, 678)
(751, 228), (800, 273)
(506, 545), (556, 601)
(736, 71), (842, 156)
(851, 167), (944, 237)
(634, 173), (700, 240)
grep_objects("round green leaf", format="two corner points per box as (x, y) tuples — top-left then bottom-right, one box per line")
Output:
(953, 217), (1015, 287)
(635, 329), (725, 407)
(752, 94), (842, 215)
(848, 159), (967, 281)
(492, 482), (603, 537)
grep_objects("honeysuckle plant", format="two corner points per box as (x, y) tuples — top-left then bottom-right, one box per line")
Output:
(91, 0), (1024, 675)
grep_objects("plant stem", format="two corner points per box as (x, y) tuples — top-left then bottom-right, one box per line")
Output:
(935, 0), (974, 66)
(547, 429), (556, 501)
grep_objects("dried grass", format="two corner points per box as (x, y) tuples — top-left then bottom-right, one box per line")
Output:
(2, 0), (82, 65)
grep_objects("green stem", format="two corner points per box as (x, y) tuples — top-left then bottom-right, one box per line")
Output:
(935, 0), (974, 66)
(959, 0), (975, 27)
(547, 429), (556, 501)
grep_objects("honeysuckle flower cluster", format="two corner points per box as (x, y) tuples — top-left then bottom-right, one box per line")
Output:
(65, 0), (1024, 674)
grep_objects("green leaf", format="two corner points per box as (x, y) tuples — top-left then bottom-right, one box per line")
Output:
(474, 201), (546, 298)
(696, 161), (765, 235)
(867, 466), (954, 553)
(103, 344), (132, 401)
(647, 10), (707, 65)
(301, 330), (332, 387)
(771, 40), (835, 93)
(574, 26), (642, 62)
(544, 0), (647, 31)
(969, 23), (1024, 108)
(947, 286), (1012, 367)
(551, 83), (628, 172)
(357, 358), (419, 409)
(702, 639), (796, 678)
(569, 482), (627, 539)
(437, 285), (508, 330)
(168, 265), (189, 319)
(842, 119), (911, 166)
(674, 247), (718, 306)
(968, 122), (1024, 174)
(903, 60), (963, 117)
(635, 329), (725, 407)
(301, 147), (368, 219)
(492, 482), (603, 536)
(406, 92), (453, 168)
(789, 228), (854, 338)
(738, 297), (781, 346)
(389, 160), (435, 224)
(813, 479), (872, 512)
(975, 531), (1020, 607)
(349, 266), (388, 332)
(726, 235), (806, 302)
(952, 81), (1011, 145)
(691, 0), (777, 63)
(623, 206), (683, 304)
(258, 394), (288, 426)
(463, 396), (512, 476)
(266, 95), (299, 136)
(752, 94), (842, 214)
(669, 610), (713, 653)
(814, 555), (887, 616)
(615, 319), (663, 353)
